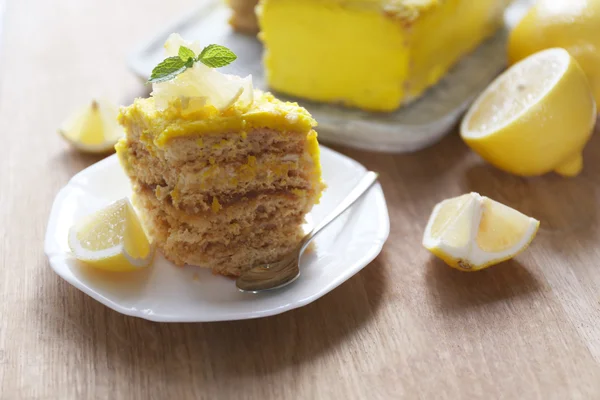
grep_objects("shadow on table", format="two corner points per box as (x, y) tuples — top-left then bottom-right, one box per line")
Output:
(42, 255), (388, 382)
(424, 257), (542, 313)
(460, 163), (598, 235)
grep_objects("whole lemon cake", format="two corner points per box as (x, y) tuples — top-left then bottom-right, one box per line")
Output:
(258, 0), (511, 111)
(116, 34), (324, 276)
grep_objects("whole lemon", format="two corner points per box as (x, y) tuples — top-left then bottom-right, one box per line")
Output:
(508, 0), (600, 112)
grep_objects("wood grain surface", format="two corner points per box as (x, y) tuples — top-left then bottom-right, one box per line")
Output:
(1, 0), (600, 399)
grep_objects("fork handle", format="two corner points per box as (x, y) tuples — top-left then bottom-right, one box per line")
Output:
(300, 171), (380, 253)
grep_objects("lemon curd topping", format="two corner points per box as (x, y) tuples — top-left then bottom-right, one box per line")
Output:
(117, 91), (317, 148)
(259, 0), (511, 111)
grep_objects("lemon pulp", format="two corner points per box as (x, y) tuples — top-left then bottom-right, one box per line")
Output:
(68, 199), (154, 272)
(508, 0), (600, 111)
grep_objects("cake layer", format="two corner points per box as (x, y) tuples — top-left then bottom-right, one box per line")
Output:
(126, 140), (312, 193)
(259, 0), (510, 111)
(162, 130), (305, 165)
(134, 184), (314, 232)
(133, 186), (310, 275)
(163, 229), (302, 277)
(117, 126), (322, 212)
(124, 125), (307, 166)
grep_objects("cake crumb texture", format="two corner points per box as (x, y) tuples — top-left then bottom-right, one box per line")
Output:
(117, 90), (324, 276)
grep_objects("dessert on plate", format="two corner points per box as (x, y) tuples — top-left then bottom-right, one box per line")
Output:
(258, 0), (512, 111)
(116, 34), (325, 276)
(227, 0), (260, 34)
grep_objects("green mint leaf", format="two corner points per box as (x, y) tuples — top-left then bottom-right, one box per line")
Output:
(198, 44), (237, 68)
(178, 46), (196, 63)
(184, 57), (195, 68)
(148, 56), (188, 83)
(148, 43), (237, 84)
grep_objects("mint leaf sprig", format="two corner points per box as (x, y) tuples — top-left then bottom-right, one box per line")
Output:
(148, 44), (237, 84)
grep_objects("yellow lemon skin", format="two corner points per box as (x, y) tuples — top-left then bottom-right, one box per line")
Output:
(427, 243), (536, 272)
(76, 254), (151, 273)
(462, 50), (596, 177)
(508, 0), (600, 112)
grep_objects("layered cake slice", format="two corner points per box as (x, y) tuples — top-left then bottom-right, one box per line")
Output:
(258, 0), (512, 111)
(116, 34), (324, 276)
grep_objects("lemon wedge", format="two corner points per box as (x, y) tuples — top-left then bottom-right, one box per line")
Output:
(508, 0), (600, 112)
(68, 198), (154, 272)
(59, 99), (124, 153)
(461, 48), (596, 177)
(423, 193), (540, 271)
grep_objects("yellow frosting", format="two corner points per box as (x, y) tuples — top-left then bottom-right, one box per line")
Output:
(259, 0), (510, 111)
(285, 0), (442, 20)
(118, 90), (317, 147)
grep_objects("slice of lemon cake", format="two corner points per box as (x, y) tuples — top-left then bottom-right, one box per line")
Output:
(258, 0), (512, 111)
(116, 34), (324, 276)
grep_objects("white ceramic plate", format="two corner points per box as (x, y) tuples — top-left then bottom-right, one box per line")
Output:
(44, 147), (390, 322)
(127, 0), (533, 153)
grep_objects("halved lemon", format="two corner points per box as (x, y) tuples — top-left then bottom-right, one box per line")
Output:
(423, 193), (539, 271)
(68, 198), (154, 272)
(461, 48), (596, 177)
(59, 99), (124, 153)
(508, 0), (600, 112)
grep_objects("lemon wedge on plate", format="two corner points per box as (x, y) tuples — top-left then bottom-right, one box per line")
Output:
(423, 193), (539, 271)
(68, 198), (154, 272)
(59, 99), (124, 153)
(508, 0), (600, 111)
(461, 48), (596, 177)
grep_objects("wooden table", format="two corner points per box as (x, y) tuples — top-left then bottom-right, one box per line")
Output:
(2, 0), (600, 398)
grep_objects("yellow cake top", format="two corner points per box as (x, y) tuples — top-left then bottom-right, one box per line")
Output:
(118, 90), (317, 147)
(383, 0), (441, 21)
(261, 0), (441, 21)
